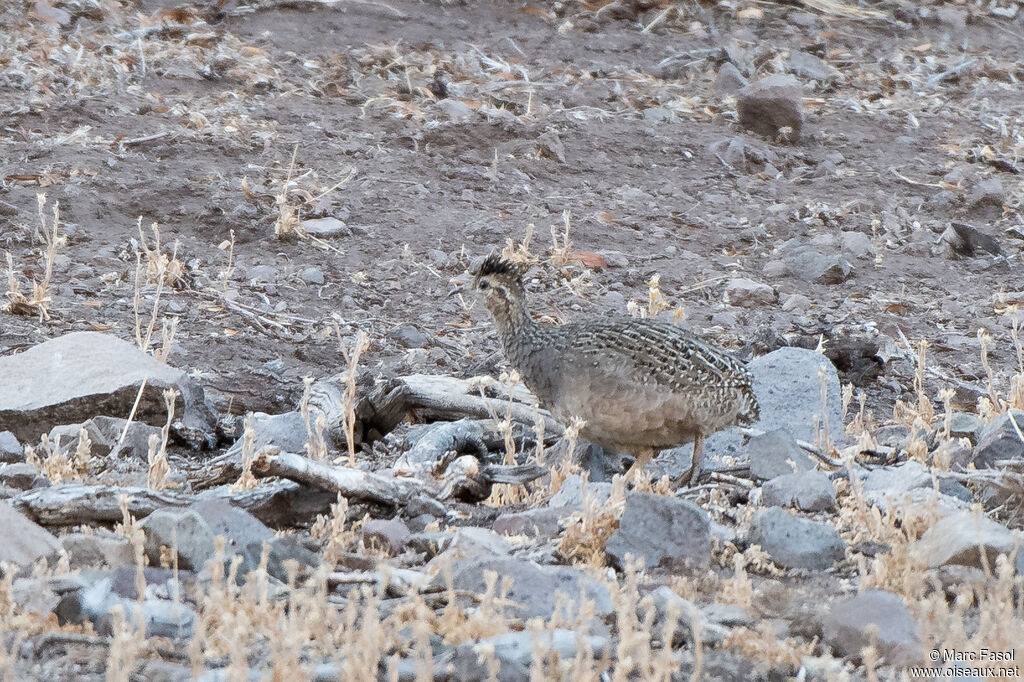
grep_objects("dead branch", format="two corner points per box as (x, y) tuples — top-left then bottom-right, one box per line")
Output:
(250, 447), (430, 506)
(13, 484), (191, 525)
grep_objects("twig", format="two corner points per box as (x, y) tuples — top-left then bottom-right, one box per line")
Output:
(927, 58), (977, 86)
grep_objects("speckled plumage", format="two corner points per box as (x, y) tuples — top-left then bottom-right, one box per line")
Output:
(470, 254), (759, 483)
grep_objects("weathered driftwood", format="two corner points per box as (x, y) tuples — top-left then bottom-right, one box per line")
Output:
(250, 448), (430, 506)
(13, 484), (192, 525)
(202, 481), (337, 528)
(398, 418), (554, 469)
(480, 463), (547, 485)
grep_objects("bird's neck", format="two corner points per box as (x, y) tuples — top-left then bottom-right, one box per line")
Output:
(487, 293), (536, 351)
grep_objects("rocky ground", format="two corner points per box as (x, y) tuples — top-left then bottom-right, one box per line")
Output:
(1, 0), (1023, 679)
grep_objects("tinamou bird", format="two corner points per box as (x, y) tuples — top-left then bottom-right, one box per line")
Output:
(461, 254), (759, 485)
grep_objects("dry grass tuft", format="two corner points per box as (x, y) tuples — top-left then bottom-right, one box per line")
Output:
(557, 473), (627, 566)
(3, 194), (64, 322)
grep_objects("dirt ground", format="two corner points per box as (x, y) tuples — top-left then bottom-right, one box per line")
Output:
(1, 0), (1022, 432)
(1, 0), (1023, 679)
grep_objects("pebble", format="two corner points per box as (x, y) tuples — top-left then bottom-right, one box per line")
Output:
(737, 74), (804, 141)
(748, 507), (846, 570)
(300, 267), (325, 285)
(822, 590), (923, 666)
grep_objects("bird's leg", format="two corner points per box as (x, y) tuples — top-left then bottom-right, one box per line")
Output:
(679, 433), (705, 487)
(626, 448), (654, 484)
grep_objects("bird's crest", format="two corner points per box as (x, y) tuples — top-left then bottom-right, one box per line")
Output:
(474, 253), (522, 279)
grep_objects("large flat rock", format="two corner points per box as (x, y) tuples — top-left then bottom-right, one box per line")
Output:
(0, 332), (214, 444)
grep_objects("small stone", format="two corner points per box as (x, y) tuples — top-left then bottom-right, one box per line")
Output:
(140, 509), (215, 571)
(0, 431), (22, 463)
(406, 494), (446, 518)
(778, 239), (853, 283)
(737, 74), (804, 141)
(761, 471), (835, 512)
(436, 98), (473, 122)
(748, 507), (846, 570)
(0, 463), (40, 490)
(788, 51), (837, 82)
(493, 507), (572, 539)
(642, 107), (675, 123)
(0, 502), (62, 573)
(62, 532), (134, 569)
(299, 217), (348, 237)
(781, 293), (811, 314)
(823, 590), (923, 666)
(912, 510), (1017, 570)
(972, 410), (1024, 468)
(649, 586), (729, 646)
(863, 461), (931, 495)
(361, 518), (411, 556)
(948, 412), (984, 443)
(723, 278), (776, 307)
(747, 429), (815, 481)
(389, 325), (430, 349)
(450, 629), (609, 681)
(841, 231), (874, 260)
(713, 62), (749, 96)
(548, 474), (612, 509)
(300, 267), (325, 285)
(605, 492), (711, 570)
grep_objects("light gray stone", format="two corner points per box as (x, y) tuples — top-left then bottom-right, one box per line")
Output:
(548, 474), (612, 509)
(823, 590), (923, 666)
(788, 51), (838, 82)
(0, 332), (214, 444)
(948, 412), (984, 443)
(748, 507), (845, 570)
(300, 266), (324, 285)
(61, 531), (134, 569)
(449, 557), (612, 622)
(362, 518), (411, 556)
(605, 492), (711, 570)
(492, 506), (573, 539)
(299, 217), (347, 236)
(912, 510), (1018, 570)
(748, 429), (815, 481)
(713, 62), (749, 96)
(779, 239), (853, 283)
(0, 502), (61, 573)
(450, 630), (609, 682)
(140, 508), (215, 571)
(723, 278), (776, 307)
(0, 431), (22, 462)
(761, 471), (835, 511)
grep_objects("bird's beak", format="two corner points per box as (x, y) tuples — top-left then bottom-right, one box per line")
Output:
(448, 284), (468, 298)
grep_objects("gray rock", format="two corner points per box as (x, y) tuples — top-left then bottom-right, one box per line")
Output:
(748, 507), (846, 570)
(436, 98), (473, 122)
(49, 416), (162, 460)
(61, 531), (134, 569)
(642, 107), (675, 123)
(748, 429), (815, 481)
(714, 62), (749, 96)
(428, 527), (510, 567)
(841, 231), (874, 260)
(492, 506), (573, 538)
(948, 412), (984, 443)
(0, 463), (41, 490)
(723, 278), (776, 307)
(389, 325), (431, 349)
(59, 574), (197, 639)
(649, 586), (729, 646)
(223, 411), (309, 460)
(605, 492), (711, 570)
(362, 518), (411, 556)
(140, 509), (215, 571)
(0, 502), (62, 573)
(450, 557), (612, 621)
(788, 51), (838, 82)
(406, 494), (446, 518)
(0, 431), (23, 462)
(823, 590), (923, 666)
(0, 332), (214, 444)
(189, 498), (294, 578)
(973, 410), (1024, 468)
(972, 177), (1004, 207)
(737, 74), (804, 140)
(779, 239), (853, 283)
(300, 266), (325, 285)
(748, 348), (843, 443)
(912, 510), (1018, 569)
(449, 630), (609, 682)
(864, 461), (931, 495)
(548, 474), (612, 509)
(299, 217), (347, 236)
(761, 471), (835, 512)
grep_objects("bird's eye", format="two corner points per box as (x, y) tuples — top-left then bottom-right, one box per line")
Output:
(478, 280), (490, 290)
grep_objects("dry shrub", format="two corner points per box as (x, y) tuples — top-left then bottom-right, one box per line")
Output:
(557, 473), (627, 566)
(3, 194), (64, 322)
